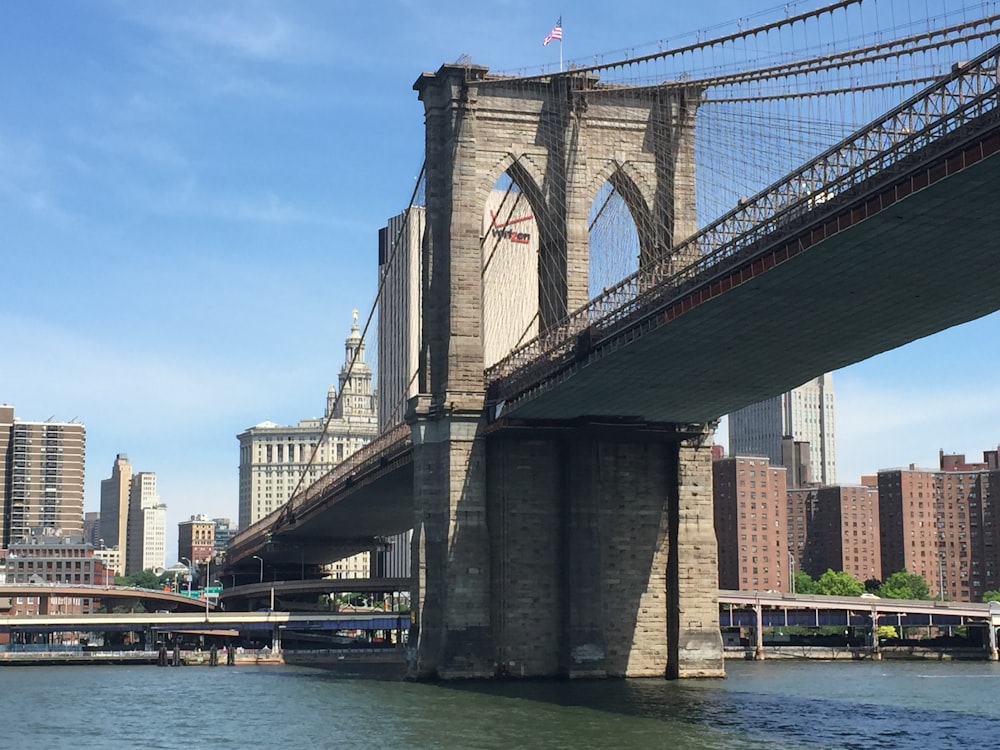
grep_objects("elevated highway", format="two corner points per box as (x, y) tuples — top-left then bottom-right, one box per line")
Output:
(0, 610), (409, 634)
(0, 584), (215, 612)
(719, 590), (1000, 659)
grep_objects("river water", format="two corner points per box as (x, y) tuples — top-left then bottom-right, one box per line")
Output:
(3, 659), (999, 749)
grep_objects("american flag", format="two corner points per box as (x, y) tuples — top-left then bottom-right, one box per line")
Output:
(543, 18), (562, 46)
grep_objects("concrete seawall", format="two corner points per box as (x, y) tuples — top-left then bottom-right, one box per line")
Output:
(725, 646), (992, 661)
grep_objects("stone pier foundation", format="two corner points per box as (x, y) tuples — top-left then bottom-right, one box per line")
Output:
(411, 422), (724, 680)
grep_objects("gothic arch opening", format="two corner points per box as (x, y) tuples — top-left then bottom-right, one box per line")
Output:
(481, 171), (543, 369)
(588, 169), (650, 300)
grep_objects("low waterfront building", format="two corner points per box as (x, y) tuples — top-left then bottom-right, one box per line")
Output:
(5, 528), (106, 613)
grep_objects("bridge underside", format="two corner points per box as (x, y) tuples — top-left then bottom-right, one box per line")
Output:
(239, 463), (414, 570)
(503, 146), (1000, 423)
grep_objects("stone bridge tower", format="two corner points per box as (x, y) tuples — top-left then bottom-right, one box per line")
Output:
(407, 63), (722, 680)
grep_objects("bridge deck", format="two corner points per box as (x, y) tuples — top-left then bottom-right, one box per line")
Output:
(505, 132), (1000, 423)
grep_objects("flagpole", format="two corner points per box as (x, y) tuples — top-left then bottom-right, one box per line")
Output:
(560, 16), (563, 72)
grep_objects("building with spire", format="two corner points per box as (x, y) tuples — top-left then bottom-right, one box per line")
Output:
(237, 313), (379, 531)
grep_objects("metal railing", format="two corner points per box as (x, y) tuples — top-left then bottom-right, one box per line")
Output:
(486, 43), (1000, 397)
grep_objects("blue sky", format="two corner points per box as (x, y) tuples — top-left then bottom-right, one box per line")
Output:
(3, 1), (999, 561)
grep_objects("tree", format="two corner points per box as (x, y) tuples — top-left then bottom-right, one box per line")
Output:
(794, 571), (818, 594)
(864, 577), (882, 593)
(814, 569), (864, 597)
(878, 570), (931, 600)
(876, 625), (898, 641)
(981, 590), (1000, 603)
(116, 569), (167, 590)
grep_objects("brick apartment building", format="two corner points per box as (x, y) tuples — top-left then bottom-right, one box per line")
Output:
(713, 455), (789, 591)
(787, 482), (881, 584)
(878, 449), (1000, 602)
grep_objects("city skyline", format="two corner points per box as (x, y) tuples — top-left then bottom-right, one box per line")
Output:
(4, 1), (1000, 561)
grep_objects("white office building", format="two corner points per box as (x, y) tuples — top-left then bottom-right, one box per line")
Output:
(377, 206), (424, 431)
(125, 471), (166, 574)
(728, 373), (837, 486)
(481, 188), (540, 369)
(237, 315), (379, 531)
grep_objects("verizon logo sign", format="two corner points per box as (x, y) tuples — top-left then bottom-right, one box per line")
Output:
(489, 210), (533, 245)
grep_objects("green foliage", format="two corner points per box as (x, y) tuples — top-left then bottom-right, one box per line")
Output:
(814, 569), (864, 597)
(115, 569), (168, 590)
(876, 625), (898, 640)
(864, 578), (882, 593)
(981, 589), (1000, 603)
(878, 570), (931, 600)
(793, 571), (818, 594)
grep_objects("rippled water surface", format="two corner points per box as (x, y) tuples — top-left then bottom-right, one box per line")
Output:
(3, 660), (999, 749)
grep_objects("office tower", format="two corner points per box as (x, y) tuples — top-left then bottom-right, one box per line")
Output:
(480, 188), (540, 369)
(377, 206), (424, 431)
(0, 405), (86, 547)
(713, 454), (789, 591)
(237, 314), (379, 529)
(728, 373), (837, 486)
(125, 471), (166, 574)
(99, 453), (132, 573)
(83, 511), (101, 547)
(212, 517), (236, 553)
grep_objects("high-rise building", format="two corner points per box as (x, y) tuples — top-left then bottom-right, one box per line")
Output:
(83, 511), (101, 548)
(713, 454), (789, 591)
(787, 483), (881, 585)
(178, 515), (215, 565)
(237, 315), (379, 530)
(377, 206), (424, 431)
(212, 517), (236, 554)
(125, 471), (166, 574)
(0, 405), (86, 548)
(480, 188), (540, 369)
(98, 453), (132, 573)
(878, 449), (1000, 602)
(728, 374), (837, 486)
(376, 207), (429, 580)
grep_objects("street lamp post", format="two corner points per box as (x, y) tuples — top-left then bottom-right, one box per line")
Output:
(205, 556), (211, 616)
(789, 551), (796, 595)
(939, 554), (946, 601)
(252, 555), (264, 584)
(180, 557), (192, 593)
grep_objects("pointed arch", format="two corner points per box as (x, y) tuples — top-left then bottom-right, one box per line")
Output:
(584, 160), (657, 267)
(478, 152), (549, 368)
